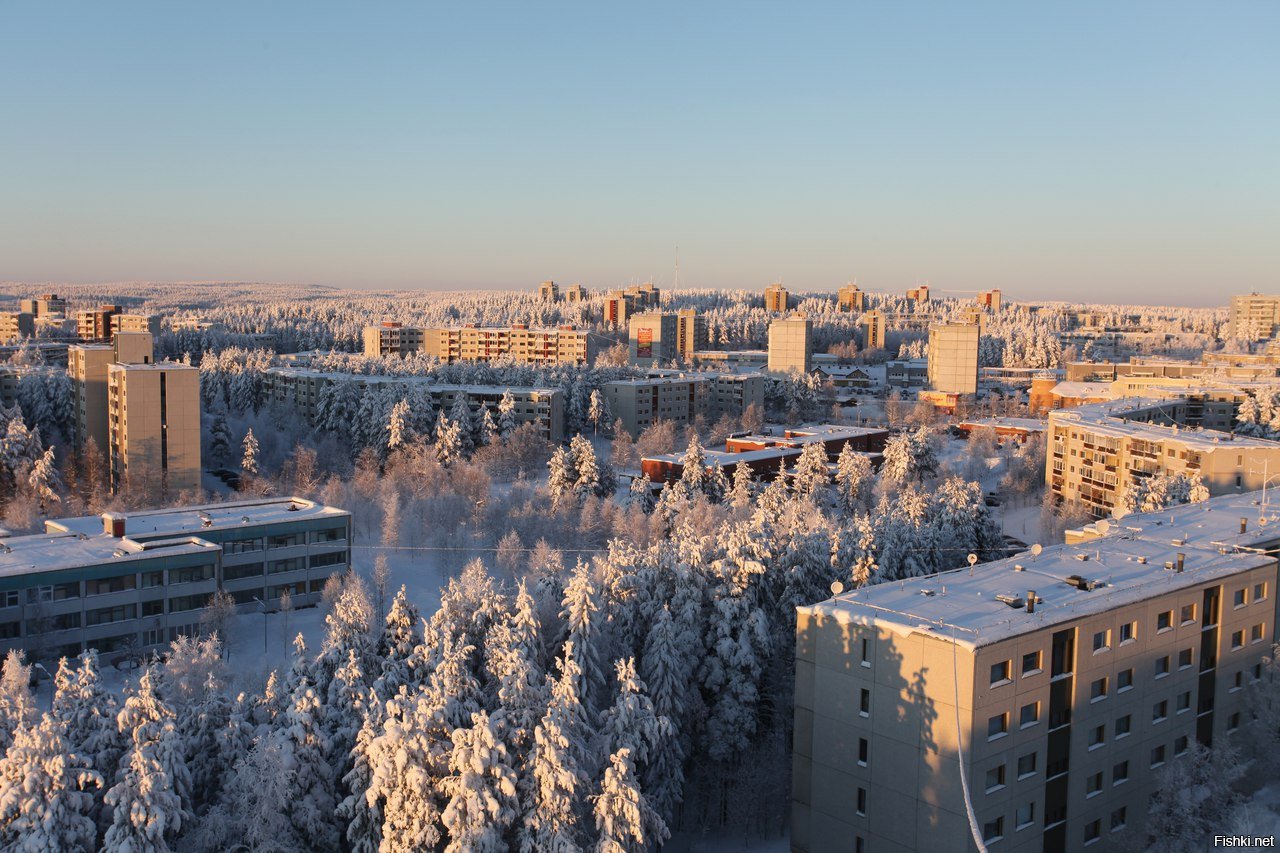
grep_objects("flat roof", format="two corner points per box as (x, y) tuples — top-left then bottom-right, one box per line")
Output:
(957, 418), (1049, 432)
(1048, 400), (1280, 451)
(0, 533), (217, 579)
(48, 497), (349, 539)
(264, 367), (559, 394)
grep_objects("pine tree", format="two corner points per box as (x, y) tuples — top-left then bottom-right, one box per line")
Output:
(587, 389), (610, 435)
(27, 445), (62, 511)
(561, 560), (605, 713)
(547, 445), (577, 509)
(364, 686), (447, 851)
(727, 461), (755, 510)
(449, 393), (476, 455)
(592, 748), (669, 853)
(208, 412), (232, 465)
(435, 415), (464, 466)
(0, 650), (36, 751)
(240, 428), (259, 475)
(0, 713), (103, 852)
(277, 683), (340, 851)
(387, 398), (413, 451)
(441, 710), (520, 852)
(628, 475), (655, 512)
(598, 659), (671, 775)
(790, 441), (830, 500)
(678, 436), (707, 494)
(497, 390), (518, 438)
(834, 442), (873, 513)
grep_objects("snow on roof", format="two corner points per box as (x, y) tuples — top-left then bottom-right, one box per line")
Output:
(1051, 381), (1115, 399)
(0, 533), (217, 579)
(1049, 400), (1280, 451)
(47, 497), (349, 539)
(957, 417), (1048, 432)
(645, 447), (801, 466)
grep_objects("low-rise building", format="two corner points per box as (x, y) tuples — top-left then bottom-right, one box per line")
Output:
(642, 423), (886, 483)
(887, 358), (928, 389)
(603, 371), (766, 437)
(363, 323), (596, 366)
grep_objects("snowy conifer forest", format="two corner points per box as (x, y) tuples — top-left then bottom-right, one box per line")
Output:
(0, 282), (1265, 850)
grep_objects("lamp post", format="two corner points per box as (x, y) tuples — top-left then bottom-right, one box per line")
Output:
(32, 662), (53, 711)
(252, 596), (268, 654)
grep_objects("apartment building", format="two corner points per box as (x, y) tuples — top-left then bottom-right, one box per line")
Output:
(0, 312), (34, 344)
(604, 283), (661, 328)
(262, 367), (566, 442)
(676, 309), (708, 359)
(886, 358), (928, 389)
(863, 309), (887, 350)
(362, 323), (596, 366)
(112, 313), (162, 336)
(19, 294), (67, 317)
(34, 316), (76, 338)
(565, 283), (586, 302)
(539, 280), (559, 300)
(838, 283), (865, 312)
(978, 289), (1002, 311)
(794, 489), (1280, 853)
(603, 371), (766, 437)
(628, 313), (679, 367)
(107, 361), (202, 494)
(76, 305), (122, 342)
(1047, 398), (1280, 517)
(69, 332), (155, 454)
(1230, 293), (1280, 341)
(768, 314), (813, 374)
(928, 322), (980, 395)
(362, 322), (428, 357)
(0, 497), (351, 662)
(906, 284), (930, 303)
(1066, 358), (1280, 384)
(765, 283), (790, 313)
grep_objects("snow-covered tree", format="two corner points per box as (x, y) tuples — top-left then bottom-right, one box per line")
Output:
(441, 710), (520, 852)
(587, 389), (611, 435)
(497, 390), (518, 438)
(435, 415), (464, 466)
(0, 712), (102, 852)
(240, 428), (259, 475)
(387, 398), (413, 451)
(208, 412), (232, 465)
(880, 426), (938, 486)
(833, 442), (873, 513)
(790, 442), (830, 500)
(592, 748), (668, 853)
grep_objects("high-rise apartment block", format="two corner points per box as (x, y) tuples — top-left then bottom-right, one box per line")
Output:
(539, 280), (559, 300)
(19, 294), (67, 317)
(765, 283), (790, 313)
(1229, 293), (1280, 341)
(838, 283), (865, 312)
(927, 323), (980, 395)
(907, 284), (930, 303)
(107, 361), (202, 494)
(362, 323), (596, 365)
(604, 283), (661, 328)
(863, 309), (887, 350)
(76, 305), (122, 342)
(628, 313), (679, 367)
(676, 308), (708, 359)
(70, 332), (155, 454)
(1047, 398), (1280, 517)
(768, 314), (813, 374)
(0, 312), (34, 344)
(978, 289), (1002, 312)
(794, 489), (1280, 853)
(565, 283), (586, 302)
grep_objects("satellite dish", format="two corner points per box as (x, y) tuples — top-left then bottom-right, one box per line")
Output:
(1096, 520), (1112, 535)
(1030, 544), (1043, 557)
(830, 580), (845, 595)
(967, 553), (979, 566)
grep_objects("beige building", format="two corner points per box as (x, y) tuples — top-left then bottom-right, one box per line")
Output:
(19, 294), (67, 317)
(838, 283), (865, 312)
(768, 314), (813, 374)
(76, 305), (122, 342)
(107, 361), (202, 494)
(1047, 398), (1280, 517)
(1230, 293), (1280, 341)
(539, 280), (559, 300)
(863, 309), (887, 350)
(112, 313), (162, 336)
(362, 323), (596, 365)
(70, 332), (155, 455)
(794, 489), (1280, 853)
(603, 371), (766, 436)
(907, 284), (930, 303)
(0, 312), (34, 344)
(978, 289), (1002, 312)
(928, 323), (980, 395)
(765, 283), (790, 313)
(604, 283), (661, 328)
(565, 283), (586, 302)
(628, 313), (679, 367)
(676, 309), (708, 359)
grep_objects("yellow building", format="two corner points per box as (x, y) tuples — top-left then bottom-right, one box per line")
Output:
(69, 332), (155, 455)
(765, 283), (790, 313)
(838, 283), (865, 312)
(768, 314), (812, 374)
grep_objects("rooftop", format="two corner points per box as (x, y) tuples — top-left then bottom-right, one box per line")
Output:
(1048, 399), (1280, 451)
(0, 532), (218, 580)
(47, 496), (349, 540)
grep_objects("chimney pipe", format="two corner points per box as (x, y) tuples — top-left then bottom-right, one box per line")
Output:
(1176, 553), (1185, 573)
(1026, 591), (1036, 614)
(1241, 517), (1248, 534)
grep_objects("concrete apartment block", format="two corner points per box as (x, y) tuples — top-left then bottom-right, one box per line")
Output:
(0, 312), (34, 344)
(676, 309), (708, 359)
(794, 490), (1280, 853)
(838, 284), (865, 312)
(628, 313), (679, 367)
(768, 314), (813, 374)
(928, 323), (980, 395)
(1230, 293), (1280, 341)
(107, 362), (201, 494)
(863, 309), (887, 350)
(765, 283), (790, 313)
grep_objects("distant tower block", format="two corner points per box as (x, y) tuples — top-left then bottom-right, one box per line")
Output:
(564, 283), (586, 303)
(906, 284), (930, 303)
(764, 283), (790, 313)
(768, 313), (812, 374)
(863, 309), (887, 350)
(838, 283), (865, 312)
(539, 280), (559, 301)
(676, 308), (707, 359)
(978, 289), (1002, 311)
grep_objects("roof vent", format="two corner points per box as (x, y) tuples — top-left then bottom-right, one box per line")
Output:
(1241, 518), (1249, 534)
(1013, 564), (1025, 572)
(996, 593), (1024, 608)
(1136, 555), (1148, 564)
(919, 589), (936, 597)
(1172, 538), (1186, 546)
(111, 549), (127, 558)
(1074, 553), (1090, 562)
(287, 503), (301, 512)
(1065, 574), (1092, 591)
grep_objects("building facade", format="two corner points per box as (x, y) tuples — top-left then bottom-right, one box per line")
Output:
(362, 323), (596, 366)
(928, 323), (980, 395)
(603, 371), (766, 437)
(863, 309), (887, 350)
(107, 362), (202, 494)
(19, 294), (67, 317)
(69, 332), (155, 455)
(1230, 293), (1280, 341)
(76, 305), (122, 342)
(628, 313), (679, 367)
(765, 283), (790, 313)
(838, 284), (866, 312)
(978, 289), (1003, 312)
(768, 314), (813, 374)
(676, 309), (708, 359)
(539, 280), (559, 300)
(0, 312), (34, 344)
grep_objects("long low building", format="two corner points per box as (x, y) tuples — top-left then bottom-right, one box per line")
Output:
(263, 367), (566, 442)
(794, 489), (1280, 853)
(1047, 397), (1280, 517)
(604, 371), (767, 437)
(363, 322), (597, 366)
(0, 497), (351, 662)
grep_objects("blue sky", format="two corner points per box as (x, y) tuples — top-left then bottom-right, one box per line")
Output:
(1, 2), (1276, 304)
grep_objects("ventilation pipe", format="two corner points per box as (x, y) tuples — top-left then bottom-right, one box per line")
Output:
(1241, 517), (1248, 534)
(1176, 553), (1185, 573)
(1026, 591), (1036, 614)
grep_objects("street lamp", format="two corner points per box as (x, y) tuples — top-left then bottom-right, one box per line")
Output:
(251, 596), (268, 654)
(32, 662), (53, 710)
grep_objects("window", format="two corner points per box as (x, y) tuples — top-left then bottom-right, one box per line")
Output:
(855, 839), (864, 853)
(1174, 735), (1189, 756)
(1229, 712), (1242, 731)
(1086, 771), (1103, 797)
(0, 622), (18, 640)
(1156, 655), (1171, 677)
(170, 565), (214, 585)
(1232, 630), (1245, 650)
(1179, 647), (1194, 669)
(1255, 582), (1268, 602)
(1253, 623), (1265, 644)
(1118, 668), (1133, 691)
(1111, 807), (1127, 831)
(1017, 752), (1037, 779)
(268, 557), (304, 575)
(314, 526), (345, 543)
(1, 591), (17, 608)
(1177, 691), (1191, 713)
(1113, 760), (1129, 785)
(1235, 588), (1248, 608)
(1157, 610), (1173, 632)
(1092, 629), (1111, 652)
(858, 738), (868, 766)
(1120, 621), (1136, 643)
(991, 660), (1011, 686)
(856, 787), (866, 816)
(310, 551), (346, 569)
(86, 604), (136, 627)
(1022, 650), (1042, 675)
(1088, 724), (1105, 749)
(860, 638), (870, 667)
(1020, 702), (1039, 728)
(141, 599), (164, 617)
(86, 575), (134, 596)
(1090, 677), (1108, 701)
(1233, 670), (1245, 692)
(267, 532), (304, 549)
(1151, 745), (1167, 767)
(1181, 603), (1196, 624)
(1153, 700), (1168, 723)
(1016, 802), (1035, 829)
(225, 563), (264, 581)
(988, 713), (1009, 740)
(1115, 714), (1131, 738)
(225, 537), (260, 554)
(860, 689), (871, 716)
(169, 594), (207, 613)
(982, 817), (1004, 843)
(140, 571), (164, 588)
(985, 764), (1006, 792)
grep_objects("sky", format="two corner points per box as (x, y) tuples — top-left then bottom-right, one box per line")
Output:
(1, 2), (1276, 305)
